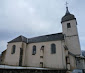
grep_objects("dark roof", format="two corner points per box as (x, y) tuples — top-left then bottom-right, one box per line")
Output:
(28, 33), (64, 43)
(8, 35), (28, 43)
(61, 7), (76, 23)
(8, 33), (64, 43)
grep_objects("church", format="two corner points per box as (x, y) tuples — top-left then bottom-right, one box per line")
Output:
(2, 6), (81, 72)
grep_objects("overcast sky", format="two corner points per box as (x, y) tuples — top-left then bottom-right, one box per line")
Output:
(0, 0), (85, 53)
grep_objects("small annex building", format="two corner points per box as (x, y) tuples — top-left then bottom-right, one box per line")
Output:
(2, 7), (81, 72)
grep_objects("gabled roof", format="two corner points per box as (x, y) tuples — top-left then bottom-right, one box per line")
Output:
(8, 33), (64, 43)
(28, 33), (64, 43)
(8, 35), (28, 43)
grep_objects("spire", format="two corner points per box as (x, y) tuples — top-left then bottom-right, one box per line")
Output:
(61, 2), (75, 23)
(65, 2), (70, 15)
(66, 6), (70, 14)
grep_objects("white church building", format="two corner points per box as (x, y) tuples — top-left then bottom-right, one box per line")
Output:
(2, 6), (81, 72)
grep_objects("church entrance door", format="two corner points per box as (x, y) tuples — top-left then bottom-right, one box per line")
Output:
(19, 48), (23, 66)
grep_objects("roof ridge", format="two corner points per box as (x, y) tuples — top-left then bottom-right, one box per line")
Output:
(28, 32), (63, 39)
(21, 35), (23, 42)
(8, 35), (27, 43)
(8, 33), (63, 43)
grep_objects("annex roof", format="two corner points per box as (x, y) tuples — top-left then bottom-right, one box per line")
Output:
(8, 33), (64, 43)
(8, 35), (27, 43)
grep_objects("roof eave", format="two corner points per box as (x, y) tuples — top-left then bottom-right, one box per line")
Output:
(61, 18), (76, 23)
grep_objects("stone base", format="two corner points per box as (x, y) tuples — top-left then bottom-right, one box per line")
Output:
(0, 69), (67, 73)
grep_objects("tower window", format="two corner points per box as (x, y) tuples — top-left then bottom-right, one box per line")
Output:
(32, 45), (36, 55)
(51, 44), (56, 54)
(11, 45), (16, 54)
(67, 23), (71, 28)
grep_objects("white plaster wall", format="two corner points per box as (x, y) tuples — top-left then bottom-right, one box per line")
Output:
(22, 42), (27, 66)
(4, 42), (22, 66)
(62, 19), (81, 55)
(65, 36), (81, 55)
(25, 41), (66, 69)
(69, 55), (76, 70)
(62, 20), (78, 36)
(61, 40), (67, 69)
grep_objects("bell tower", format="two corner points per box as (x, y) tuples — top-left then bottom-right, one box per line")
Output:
(61, 6), (81, 55)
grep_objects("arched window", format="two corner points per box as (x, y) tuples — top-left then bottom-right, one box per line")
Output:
(32, 45), (36, 55)
(40, 46), (44, 50)
(11, 45), (16, 54)
(51, 44), (56, 54)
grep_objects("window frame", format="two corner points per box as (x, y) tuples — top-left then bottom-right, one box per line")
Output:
(32, 45), (36, 55)
(51, 43), (56, 54)
(67, 23), (71, 28)
(11, 45), (16, 54)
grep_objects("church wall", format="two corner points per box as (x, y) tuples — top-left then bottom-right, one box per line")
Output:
(25, 40), (66, 69)
(1, 50), (6, 65)
(4, 42), (22, 66)
(61, 40), (67, 69)
(62, 20), (81, 55)
(26, 42), (40, 67)
(22, 42), (27, 66)
(69, 55), (76, 70)
(65, 36), (81, 55)
(62, 20), (78, 36)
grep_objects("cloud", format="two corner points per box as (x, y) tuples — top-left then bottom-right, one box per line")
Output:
(0, 0), (85, 53)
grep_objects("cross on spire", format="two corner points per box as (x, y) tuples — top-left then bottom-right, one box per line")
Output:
(65, 2), (70, 14)
(65, 2), (68, 7)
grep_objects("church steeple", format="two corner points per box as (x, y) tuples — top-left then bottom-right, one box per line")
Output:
(61, 3), (76, 23)
(61, 4), (81, 55)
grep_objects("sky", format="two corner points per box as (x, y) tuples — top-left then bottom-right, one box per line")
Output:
(0, 0), (85, 54)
